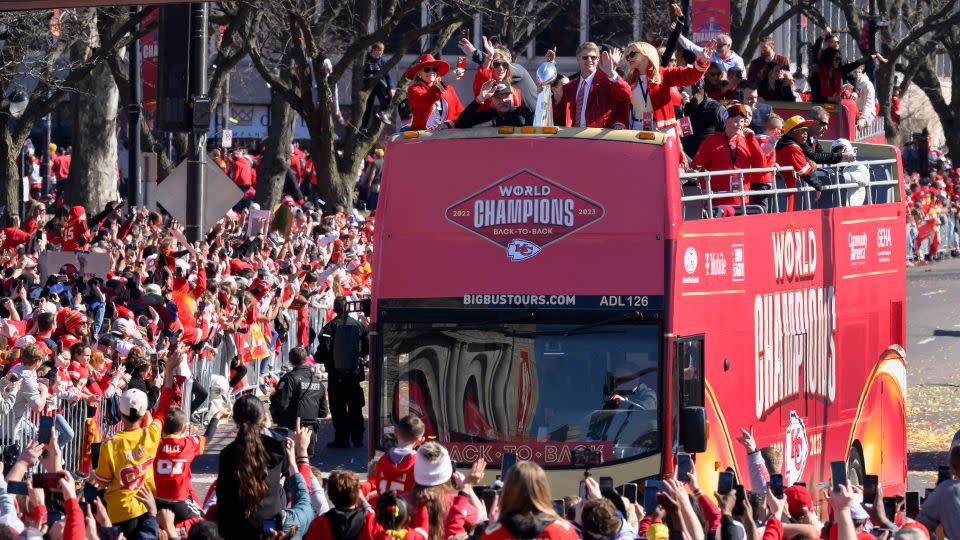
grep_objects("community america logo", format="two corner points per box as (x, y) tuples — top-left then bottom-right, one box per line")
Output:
(445, 169), (604, 261)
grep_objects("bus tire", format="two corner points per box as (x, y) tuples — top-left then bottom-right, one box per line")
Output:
(847, 445), (865, 487)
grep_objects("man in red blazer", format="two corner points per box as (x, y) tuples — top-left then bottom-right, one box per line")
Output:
(553, 42), (631, 129)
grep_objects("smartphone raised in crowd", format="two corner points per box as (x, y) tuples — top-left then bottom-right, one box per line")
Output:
(769, 474), (784, 498)
(733, 485), (746, 515)
(938, 466), (951, 485)
(882, 496), (897, 521)
(863, 474), (879, 503)
(643, 479), (662, 515)
(830, 461), (847, 492)
(261, 519), (277, 535)
(31, 472), (63, 489)
(553, 499), (565, 516)
(718, 471), (735, 495)
(622, 483), (639, 505)
(677, 453), (693, 483)
(501, 452), (518, 479)
(906, 491), (920, 519)
(599, 476), (614, 494)
(6, 481), (29, 496)
(38, 415), (54, 445)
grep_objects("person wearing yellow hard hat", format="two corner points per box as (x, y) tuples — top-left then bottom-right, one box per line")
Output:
(775, 115), (821, 211)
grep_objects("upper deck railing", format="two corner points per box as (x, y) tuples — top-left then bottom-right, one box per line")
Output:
(678, 158), (900, 220)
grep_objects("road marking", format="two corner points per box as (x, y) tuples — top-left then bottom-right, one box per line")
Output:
(954, 324), (960, 328)
(917, 337), (936, 345)
(922, 289), (946, 296)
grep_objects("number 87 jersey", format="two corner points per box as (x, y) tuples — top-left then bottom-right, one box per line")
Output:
(154, 434), (205, 502)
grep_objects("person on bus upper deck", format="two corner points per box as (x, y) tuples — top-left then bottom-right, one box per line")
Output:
(690, 103), (767, 208)
(680, 81), (724, 157)
(453, 81), (533, 128)
(741, 82), (772, 133)
(677, 32), (744, 74)
(746, 36), (790, 83)
(621, 39), (710, 134)
(803, 107), (854, 166)
(775, 115), (822, 211)
(406, 54), (465, 131)
(465, 37), (523, 111)
(552, 42), (631, 129)
(809, 47), (887, 104)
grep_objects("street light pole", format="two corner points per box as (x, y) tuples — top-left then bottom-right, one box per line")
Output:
(128, 4), (143, 212)
(185, 2), (208, 243)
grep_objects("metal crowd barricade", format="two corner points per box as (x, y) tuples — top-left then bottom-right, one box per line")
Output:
(0, 402), (90, 475)
(679, 159), (900, 219)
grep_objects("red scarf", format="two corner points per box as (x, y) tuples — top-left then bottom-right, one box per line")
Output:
(818, 68), (842, 98)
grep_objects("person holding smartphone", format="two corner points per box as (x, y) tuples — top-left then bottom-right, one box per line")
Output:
(918, 445), (960, 539)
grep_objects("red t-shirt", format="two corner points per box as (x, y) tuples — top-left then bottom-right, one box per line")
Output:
(154, 434), (205, 501)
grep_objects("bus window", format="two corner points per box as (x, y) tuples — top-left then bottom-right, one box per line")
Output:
(378, 322), (662, 463)
(676, 336), (704, 408)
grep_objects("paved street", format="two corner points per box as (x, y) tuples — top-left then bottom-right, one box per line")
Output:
(906, 257), (960, 490)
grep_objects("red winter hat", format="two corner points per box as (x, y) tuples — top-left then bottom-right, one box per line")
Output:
(230, 258), (254, 274)
(785, 485), (812, 519)
(404, 53), (450, 80)
(62, 310), (87, 334)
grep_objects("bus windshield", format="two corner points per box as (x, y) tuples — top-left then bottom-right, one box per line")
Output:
(378, 322), (661, 464)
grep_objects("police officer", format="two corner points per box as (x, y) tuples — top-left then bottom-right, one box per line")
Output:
(269, 346), (327, 456)
(316, 297), (369, 448)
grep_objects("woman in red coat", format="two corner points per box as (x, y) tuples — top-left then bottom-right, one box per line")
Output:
(406, 54), (464, 130)
(623, 40), (711, 134)
(470, 39), (522, 110)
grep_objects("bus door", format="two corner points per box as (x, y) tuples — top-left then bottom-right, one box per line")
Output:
(675, 335), (705, 454)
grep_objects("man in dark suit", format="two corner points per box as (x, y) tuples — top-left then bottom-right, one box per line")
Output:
(553, 42), (631, 129)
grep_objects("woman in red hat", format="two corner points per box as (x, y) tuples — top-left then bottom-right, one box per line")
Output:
(406, 54), (465, 131)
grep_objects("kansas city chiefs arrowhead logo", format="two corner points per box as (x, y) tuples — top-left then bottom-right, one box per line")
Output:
(445, 169), (604, 261)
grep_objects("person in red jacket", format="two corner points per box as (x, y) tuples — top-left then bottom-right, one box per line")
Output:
(469, 38), (522, 111)
(480, 461), (577, 539)
(303, 470), (379, 540)
(553, 42), (631, 129)
(372, 414), (424, 498)
(230, 149), (255, 188)
(623, 40), (710, 134)
(58, 470), (87, 540)
(406, 54), (465, 131)
(691, 103), (768, 208)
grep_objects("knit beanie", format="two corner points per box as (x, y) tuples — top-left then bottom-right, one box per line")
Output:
(413, 442), (452, 487)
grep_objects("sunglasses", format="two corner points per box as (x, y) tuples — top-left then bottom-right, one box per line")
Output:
(627, 50), (641, 59)
(580, 55), (598, 61)
(421, 66), (439, 73)
(814, 119), (829, 127)
(492, 61), (509, 69)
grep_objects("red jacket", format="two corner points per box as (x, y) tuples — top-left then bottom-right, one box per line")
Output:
(303, 508), (379, 540)
(628, 61), (708, 129)
(691, 130), (767, 206)
(231, 157), (254, 188)
(479, 516), (579, 540)
(408, 82), (464, 131)
(62, 497), (86, 540)
(553, 70), (631, 128)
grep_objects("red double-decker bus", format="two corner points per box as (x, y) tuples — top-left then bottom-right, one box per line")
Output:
(370, 127), (906, 499)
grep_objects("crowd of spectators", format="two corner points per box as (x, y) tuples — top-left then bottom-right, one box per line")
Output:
(902, 131), (958, 264)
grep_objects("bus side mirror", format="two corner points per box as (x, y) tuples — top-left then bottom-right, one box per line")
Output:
(680, 406), (707, 453)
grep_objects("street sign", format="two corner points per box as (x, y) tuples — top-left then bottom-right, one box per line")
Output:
(1, 1), (212, 10)
(153, 159), (244, 233)
(222, 128), (232, 148)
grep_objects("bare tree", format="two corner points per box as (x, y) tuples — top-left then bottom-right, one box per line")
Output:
(827, 0), (960, 144)
(243, 0), (475, 209)
(731, 0), (823, 62)
(912, 38), (958, 162)
(472, 0), (575, 59)
(0, 7), (154, 217)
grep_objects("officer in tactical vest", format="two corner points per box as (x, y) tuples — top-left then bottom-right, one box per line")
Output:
(316, 296), (369, 448)
(269, 346), (328, 456)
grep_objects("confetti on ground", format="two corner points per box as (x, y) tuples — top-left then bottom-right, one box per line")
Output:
(907, 384), (960, 453)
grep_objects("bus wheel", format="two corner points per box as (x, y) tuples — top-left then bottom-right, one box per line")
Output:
(847, 445), (865, 487)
